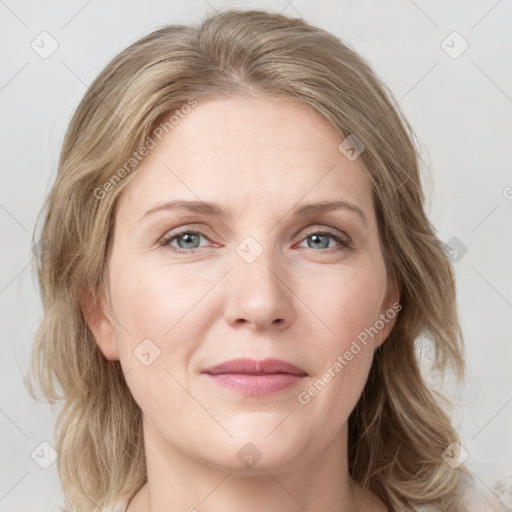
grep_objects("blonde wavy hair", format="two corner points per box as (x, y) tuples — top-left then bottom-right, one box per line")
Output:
(28, 8), (471, 512)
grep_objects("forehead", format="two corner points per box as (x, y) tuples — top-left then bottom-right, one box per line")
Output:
(116, 96), (374, 220)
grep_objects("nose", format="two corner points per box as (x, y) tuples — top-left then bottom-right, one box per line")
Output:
(223, 247), (295, 331)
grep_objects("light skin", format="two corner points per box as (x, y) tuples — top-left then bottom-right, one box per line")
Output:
(83, 95), (398, 512)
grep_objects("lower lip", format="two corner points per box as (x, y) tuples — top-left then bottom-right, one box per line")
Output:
(205, 373), (306, 396)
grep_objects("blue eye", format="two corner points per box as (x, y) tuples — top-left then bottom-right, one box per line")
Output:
(161, 230), (208, 253)
(159, 229), (351, 254)
(299, 231), (349, 251)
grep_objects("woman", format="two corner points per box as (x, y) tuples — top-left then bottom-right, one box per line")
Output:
(28, 8), (498, 512)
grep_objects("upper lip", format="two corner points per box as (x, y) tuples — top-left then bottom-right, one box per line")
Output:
(203, 358), (308, 376)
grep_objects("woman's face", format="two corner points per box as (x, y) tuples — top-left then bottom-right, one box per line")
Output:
(91, 95), (397, 474)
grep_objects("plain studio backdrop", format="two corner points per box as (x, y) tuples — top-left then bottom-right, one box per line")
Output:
(1, 0), (511, 509)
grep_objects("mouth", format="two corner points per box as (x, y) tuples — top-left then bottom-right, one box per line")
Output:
(202, 358), (308, 396)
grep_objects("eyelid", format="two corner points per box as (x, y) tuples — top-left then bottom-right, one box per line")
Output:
(300, 226), (352, 244)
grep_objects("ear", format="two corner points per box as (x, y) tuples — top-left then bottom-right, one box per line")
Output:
(80, 287), (119, 361)
(375, 274), (401, 349)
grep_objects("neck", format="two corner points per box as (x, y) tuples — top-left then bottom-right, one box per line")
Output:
(125, 418), (382, 512)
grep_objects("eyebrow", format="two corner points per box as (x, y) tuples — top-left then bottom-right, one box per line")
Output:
(141, 199), (367, 225)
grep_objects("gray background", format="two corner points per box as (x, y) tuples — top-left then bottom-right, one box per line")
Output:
(1, 0), (511, 510)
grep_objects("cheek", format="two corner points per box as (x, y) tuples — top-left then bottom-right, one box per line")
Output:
(300, 263), (387, 348)
(109, 248), (388, 364)
(106, 258), (201, 401)
(109, 257), (203, 340)
(293, 265), (385, 412)
(109, 261), (201, 424)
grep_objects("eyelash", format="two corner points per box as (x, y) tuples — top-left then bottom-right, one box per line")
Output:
(158, 228), (352, 255)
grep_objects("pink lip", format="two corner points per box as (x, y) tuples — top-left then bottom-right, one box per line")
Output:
(203, 358), (307, 396)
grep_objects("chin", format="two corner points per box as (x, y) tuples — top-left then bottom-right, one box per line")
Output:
(197, 423), (313, 474)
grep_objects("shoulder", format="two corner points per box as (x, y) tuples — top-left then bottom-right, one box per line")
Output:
(105, 504), (128, 512)
(414, 476), (510, 512)
(459, 475), (510, 512)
